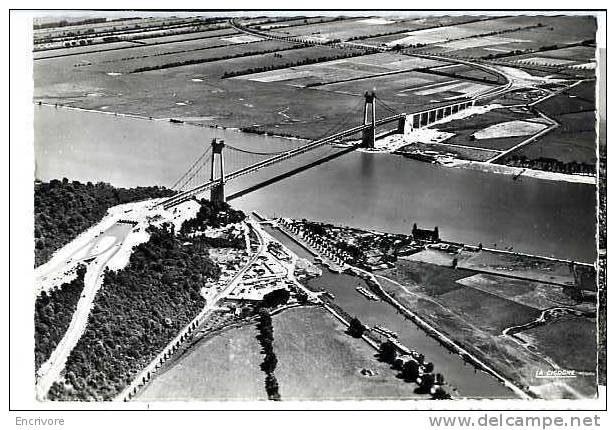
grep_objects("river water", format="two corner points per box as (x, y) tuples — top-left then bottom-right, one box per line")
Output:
(34, 105), (596, 263)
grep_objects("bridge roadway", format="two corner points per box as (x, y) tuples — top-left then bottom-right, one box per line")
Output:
(160, 113), (406, 209)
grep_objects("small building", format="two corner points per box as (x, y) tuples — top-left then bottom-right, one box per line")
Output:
(412, 223), (439, 243)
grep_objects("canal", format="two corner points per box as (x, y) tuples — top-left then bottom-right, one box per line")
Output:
(262, 224), (516, 398)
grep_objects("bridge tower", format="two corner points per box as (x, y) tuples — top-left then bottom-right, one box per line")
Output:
(361, 90), (376, 149)
(210, 138), (226, 203)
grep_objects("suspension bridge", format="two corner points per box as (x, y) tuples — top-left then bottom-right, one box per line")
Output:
(160, 91), (476, 209)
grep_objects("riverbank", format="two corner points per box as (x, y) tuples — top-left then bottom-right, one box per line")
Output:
(36, 102), (311, 144)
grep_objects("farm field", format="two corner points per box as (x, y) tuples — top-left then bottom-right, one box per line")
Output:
(437, 284), (541, 333)
(137, 323), (266, 401)
(518, 316), (597, 372)
(502, 81), (597, 166)
(472, 120), (548, 139)
(379, 258), (597, 398)
(416, 106), (548, 153)
(33, 16), (332, 52)
(535, 45), (596, 62)
(456, 249), (578, 286)
(398, 142), (500, 162)
(511, 128), (596, 165)
(503, 45), (597, 71)
(455, 274), (587, 311)
(32, 30), (243, 62)
(35, 42), (482, 140)
(248, 16), (351, 31)
(233, 53), (447, 87)
(272, 306), (428, 400)
(33, 14), (597, 144)
(274, 16), (483, 42)
(34, 20), (233, 52)
(380, 15), (548, 49)
(424, 15), (596, 56)
(119, 40), (304, 73)
(400, 248), (456, 267)
(424, 64), (507, 84)
(383, 260), (476, 296)
(315, 68), (495, 105)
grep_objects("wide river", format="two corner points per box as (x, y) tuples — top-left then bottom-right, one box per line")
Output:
(34, 105), (596, 262)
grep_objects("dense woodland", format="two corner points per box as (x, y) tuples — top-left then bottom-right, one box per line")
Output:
(34, 179), (174, 267)
(180, 198), (245, 233)
(34, 265), (87, 371)
(47, 222), (223, 401)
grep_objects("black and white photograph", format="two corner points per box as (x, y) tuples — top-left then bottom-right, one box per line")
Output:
(7, 4), (610, 423)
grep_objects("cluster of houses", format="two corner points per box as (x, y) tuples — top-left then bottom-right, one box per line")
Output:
(278, 218), (347, 270)
(279, 218), (442, 272)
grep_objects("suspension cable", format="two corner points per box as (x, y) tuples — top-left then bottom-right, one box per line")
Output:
(312, 97), (365, 142)
(176, 156), (211, 191)
(170, 96), (368, 194)
(375, 95), (402, 116)
(224, 144), (290, 156)
(169, 147), (211, 190)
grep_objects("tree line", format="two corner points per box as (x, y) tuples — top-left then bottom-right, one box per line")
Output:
(130, 44), (309, 74)
(378, 340), (450, 399)
(221, 50), (369, 79)
(256, 310), (281, 400)
(503, 155), (596, 175)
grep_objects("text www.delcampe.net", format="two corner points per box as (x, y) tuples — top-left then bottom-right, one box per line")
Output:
(429, 414), (601, 429)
